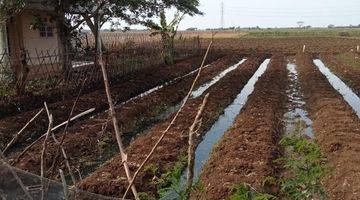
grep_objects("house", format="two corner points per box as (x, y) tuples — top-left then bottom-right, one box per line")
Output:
(2, 0), (63, 80)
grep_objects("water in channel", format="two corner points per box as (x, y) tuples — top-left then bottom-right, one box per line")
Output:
(283, 61), (313, 137)
(313, 59), (360, 119)
(161, 59), (271, 200)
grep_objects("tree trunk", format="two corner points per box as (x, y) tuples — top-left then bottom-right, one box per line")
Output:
(161, 33), (174, 65)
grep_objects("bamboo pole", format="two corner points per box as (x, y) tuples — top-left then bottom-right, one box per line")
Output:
(122, 41), (213, 200)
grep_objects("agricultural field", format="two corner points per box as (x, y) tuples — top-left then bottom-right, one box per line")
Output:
(1, 31), (360, 200)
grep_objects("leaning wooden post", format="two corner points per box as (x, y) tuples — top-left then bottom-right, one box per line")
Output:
(186, 93), (209, 195)
(94, 2), (139, 199)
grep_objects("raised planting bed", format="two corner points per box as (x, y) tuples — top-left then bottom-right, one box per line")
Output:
(320, 53), (360, 96)
(77, 56), (266, 198)
(193, 55), (287, 199)
(10, 55), (243, 181)
(296, 53), (360, 199)
(0, 55), (223, 153)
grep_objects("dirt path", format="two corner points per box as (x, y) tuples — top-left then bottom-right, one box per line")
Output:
(77, 56), (265, 198)
(320, 53), (360, 96)
(296, 53), (360, 200)
(193, 55), (287, 199)
(10, 55), (242, 181)
(0, 56), (222, 152)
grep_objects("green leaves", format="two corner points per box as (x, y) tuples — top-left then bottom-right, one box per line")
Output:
(229, 184), (277, 200)
(155, 154), (188, 199)
(277, 123), (328, 200)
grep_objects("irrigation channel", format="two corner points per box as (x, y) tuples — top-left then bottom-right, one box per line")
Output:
(313, 59), (360, 118)
(283, 60), (313, 137)
(161, 59), (271, 200)
(157, 59), (247, 121)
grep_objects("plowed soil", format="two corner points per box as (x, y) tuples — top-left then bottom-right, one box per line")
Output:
(10, 55), (242, 180)
(210, 37), (360, 55)
(193, 55), (287, 199)
(0, 55), (222, 153)
(296, 53), (360, 200)
(77, 56), (265, 197)
(320, 53), (360, 95)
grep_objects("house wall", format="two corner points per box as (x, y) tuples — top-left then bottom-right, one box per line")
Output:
(21, 12), (61, 65)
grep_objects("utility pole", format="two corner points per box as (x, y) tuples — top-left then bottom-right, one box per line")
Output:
(221, 2), (224, 29)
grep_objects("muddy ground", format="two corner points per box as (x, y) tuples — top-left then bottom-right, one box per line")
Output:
(320, 53), (360, 96)
(0, 55), (223, 152)
(77, 56), (265, 197)
(10, 55), (242, 181)
(296, 53), (360, 200)
(193, 55), (287, 199)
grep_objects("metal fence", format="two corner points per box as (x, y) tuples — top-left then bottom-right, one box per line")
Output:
(0, 36), (202, 100)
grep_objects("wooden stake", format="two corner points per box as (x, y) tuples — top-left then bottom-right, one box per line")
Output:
(59, 169), (69, 200)
(40, 102), (53, 200)
(95, 3), (139, 198)
(186, 93), (209, 195)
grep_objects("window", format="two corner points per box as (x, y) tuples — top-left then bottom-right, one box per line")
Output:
(38, 18), (54, 38)
(39, 25), (53, 38)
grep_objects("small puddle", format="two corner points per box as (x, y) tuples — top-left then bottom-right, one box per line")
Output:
(161, 59), (271, 200)
(313, 59), (360, 118)
(283, 61), (313, 137)
(191, 59), (247, 98)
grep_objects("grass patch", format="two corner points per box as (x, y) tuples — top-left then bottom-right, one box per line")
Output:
(242, 28), (360, 38)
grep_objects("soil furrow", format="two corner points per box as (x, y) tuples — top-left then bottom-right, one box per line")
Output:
(10, 55), (241, 181)
(77, 56), (266, 198)
(0, 55), (222, 152)
(320, 53), (360, 96)
(296, 53), (360, 200)
(193, 55), (287, 199)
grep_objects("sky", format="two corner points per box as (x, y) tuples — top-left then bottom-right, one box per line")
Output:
(171, 0), (360, 30)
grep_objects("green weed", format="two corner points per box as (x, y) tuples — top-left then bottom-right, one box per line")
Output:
(276, 122), (328, 200)
(229, 184), (277, 200)
(156, 154), (188, 199)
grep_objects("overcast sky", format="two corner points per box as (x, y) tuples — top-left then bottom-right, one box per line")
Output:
(174, 0), (360, 29)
